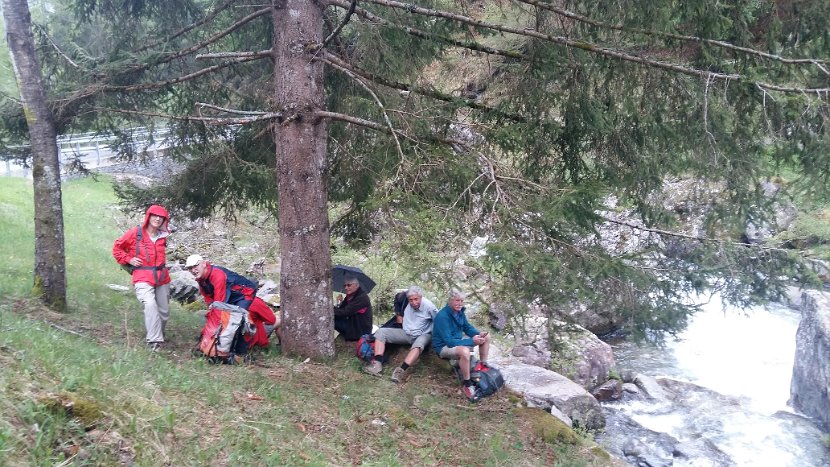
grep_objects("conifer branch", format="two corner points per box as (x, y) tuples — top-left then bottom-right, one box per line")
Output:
(326, 0), (527, 60)
(107, 7), (270, 78)
(514, 0), (830, 72)
(315, 110), (398, 134)
(54, 10), (272, 112)
(196, 50), (273, 60)
(317, 54), (406, 161)
(195, 103), (271, 116)
(318, 50), (526, 122)
(362, 0), (830, 94)
(133, 0), (240, 54)
(144, 8), (271, 69)
(321, 0), (357, 49)
(322, 13), (349, 54)
(0, 90), (22, 105)
(33, 24), (84, 70)
(602, 217), (799, 253)
(95, 55), (266, 93)
(87, 106), (281, 125)
(316, 110), (472, 150)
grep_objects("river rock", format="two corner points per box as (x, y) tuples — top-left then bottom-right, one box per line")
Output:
(257, 280), (279, 296)
(633, 374), (668, 401)
(511, 315), (616, 390)
(601, 408), (677, 467)
(621, 382), (639, 394)
(169, 270), (199, 303)
(487, 301), (510, 331)
(808, 259), (830, 288)
(511, 314), (552, 367)
(549, 405), (573, 427)
(742, 181), (797, 244)
(592, 379), (623, 402)
(789, 290), (830, 432)
(555, 300), (626, 336)
(552, 322), (617, 390)
(499, 362), (605, 430)
(622, 438), (672, 467)
(247, 257), (266, 276)
(781, 285), (804, 310)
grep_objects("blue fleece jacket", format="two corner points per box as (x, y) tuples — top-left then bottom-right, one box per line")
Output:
(431, 304), (480, 354)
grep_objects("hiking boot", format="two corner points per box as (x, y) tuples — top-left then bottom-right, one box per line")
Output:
(473, 362), (490, 373)
(364, 360), (383, 376)
(390, 367), (406, 383)
(462, 384), (481, 403)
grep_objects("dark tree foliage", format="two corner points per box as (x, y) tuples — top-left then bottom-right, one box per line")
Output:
(2, 0), (829, 344)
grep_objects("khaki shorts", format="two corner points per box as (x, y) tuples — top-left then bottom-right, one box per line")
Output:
(439, 345), (473, 359)
(374, 327), (432, 350)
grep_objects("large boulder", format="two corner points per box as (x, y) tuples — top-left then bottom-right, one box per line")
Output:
(742, 181), (797, 244)
(510, 314), (616, 390)
(510, 314), (552, 368)
(168, 269), (199, 303)
(551, 322), (616, 390)
(498, 361), (605, 430)
(790, 290), (830, 432)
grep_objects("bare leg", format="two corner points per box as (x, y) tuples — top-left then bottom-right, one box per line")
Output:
(403, 347), (422, 366)
(456, 346), (472, 380)
(479, 334), (490, 363)
(374, 339), (386, 357)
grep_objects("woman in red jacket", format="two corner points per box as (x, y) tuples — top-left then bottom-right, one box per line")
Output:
(112, 205), (171, 351)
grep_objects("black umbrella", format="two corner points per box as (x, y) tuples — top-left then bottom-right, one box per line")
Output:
(332, 264), (376, 293)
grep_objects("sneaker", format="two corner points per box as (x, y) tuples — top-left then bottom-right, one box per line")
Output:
(148, 342), (162, 352)
(473, 362), (490, 373)
(462, 384), (481, 402)
(390, 367), (406, 383)
(364, 360), (383, 376)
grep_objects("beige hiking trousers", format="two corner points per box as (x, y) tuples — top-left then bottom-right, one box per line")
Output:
(134, 282), (170, 343)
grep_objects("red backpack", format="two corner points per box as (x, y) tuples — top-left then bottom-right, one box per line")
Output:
(197, 302), (253, 364)
(355, 334), (376, 362)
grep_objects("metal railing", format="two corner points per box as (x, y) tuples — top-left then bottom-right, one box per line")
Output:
(3, 126), (173, 177)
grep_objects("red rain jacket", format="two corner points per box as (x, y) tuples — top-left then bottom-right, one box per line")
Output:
(112, 205), (171, 286)
(196, 262), (276, 348)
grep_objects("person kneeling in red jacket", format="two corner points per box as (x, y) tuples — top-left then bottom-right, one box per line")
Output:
(186, 254), (280, 349)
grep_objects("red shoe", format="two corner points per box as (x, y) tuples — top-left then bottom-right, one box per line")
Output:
(473, 362), (490, 373)
(462, 385), (481, 402)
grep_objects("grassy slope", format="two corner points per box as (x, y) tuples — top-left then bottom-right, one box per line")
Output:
(0, 177), (614, 466)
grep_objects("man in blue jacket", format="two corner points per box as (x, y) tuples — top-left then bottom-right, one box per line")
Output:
(432, 289), (491, 402)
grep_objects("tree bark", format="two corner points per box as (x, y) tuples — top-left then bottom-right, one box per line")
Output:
(272, 0), (334, 358)
(2, 0), (67, 311)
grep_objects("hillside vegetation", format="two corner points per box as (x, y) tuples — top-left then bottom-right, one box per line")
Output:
(0, 176), (616, 465)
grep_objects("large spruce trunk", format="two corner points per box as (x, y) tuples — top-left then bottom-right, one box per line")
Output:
(2, 0), (67, 311)
(272, 0), (334, 358)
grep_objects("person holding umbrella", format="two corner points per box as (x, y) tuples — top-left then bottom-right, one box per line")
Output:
(333, 276), (373, 341)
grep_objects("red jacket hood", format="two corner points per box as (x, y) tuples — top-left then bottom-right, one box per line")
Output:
(142, 205), (170, 233)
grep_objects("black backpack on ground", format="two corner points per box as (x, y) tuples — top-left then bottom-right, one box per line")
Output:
(475, 366), (505, 397)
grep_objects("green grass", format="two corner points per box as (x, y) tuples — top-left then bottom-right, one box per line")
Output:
(0, 178), (35, 298)
(0, 176), (613, 466)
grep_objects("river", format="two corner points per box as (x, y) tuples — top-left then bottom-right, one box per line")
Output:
(598, 294), (830, 466)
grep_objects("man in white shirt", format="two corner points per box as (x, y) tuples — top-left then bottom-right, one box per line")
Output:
(364, 286), (438, 383)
